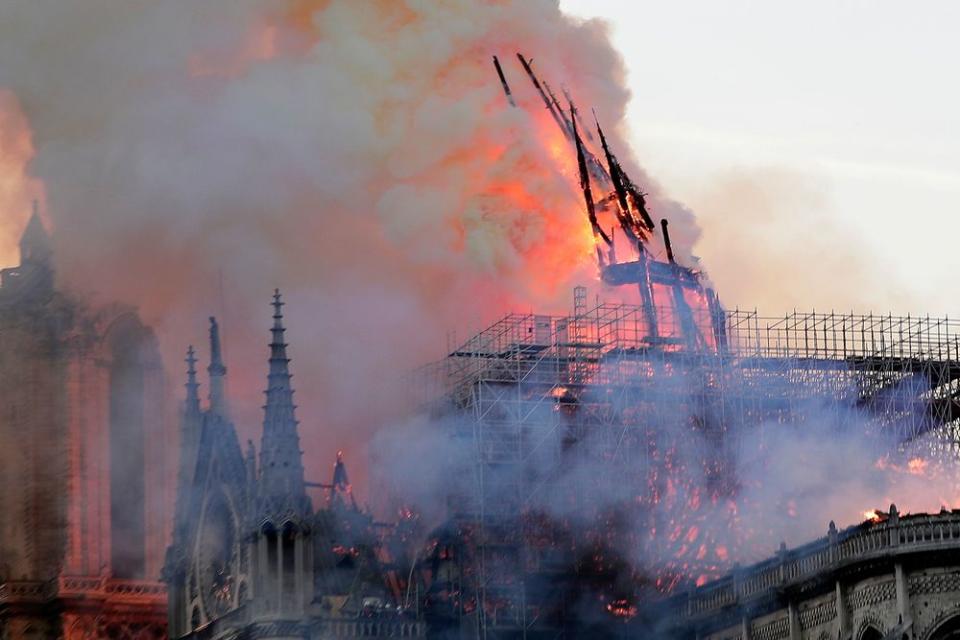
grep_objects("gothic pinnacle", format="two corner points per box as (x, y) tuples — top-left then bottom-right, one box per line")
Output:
(185, 345), (200, 415)
(208, 316), (228, 417)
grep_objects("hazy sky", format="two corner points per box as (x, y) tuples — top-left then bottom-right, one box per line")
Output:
(561, 0), (960, 318)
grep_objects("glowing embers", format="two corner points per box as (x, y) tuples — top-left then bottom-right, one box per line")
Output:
(606, 598), (638, 620)
(418, 294), (960, 629)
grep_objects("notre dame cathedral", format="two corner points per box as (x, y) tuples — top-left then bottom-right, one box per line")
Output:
(0, 208), (426, 639)
(162, 293), (425, 639)
(0, 207), (171, 638)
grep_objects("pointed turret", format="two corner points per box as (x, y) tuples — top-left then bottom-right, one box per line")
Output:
(329, 450), (358, 511)
(2, 200), (54, 295)
(207, 316), (228, 417)
(185, 344), (201, 416)
(174, 345), (203, 539)
(20, 200), (52, 266)
(257, 289), (310, 519)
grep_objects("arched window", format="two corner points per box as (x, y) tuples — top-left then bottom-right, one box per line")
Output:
(930, 615), (960, 640)
(860, 626), (884, 640)
(106, 314), (149, 578)
(264, 523), (278, 571)
(282, 523), (297, 594)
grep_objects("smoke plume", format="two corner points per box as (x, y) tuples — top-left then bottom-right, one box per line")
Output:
(2, 2), (958, 615)
(371, 361), (960, 599)
(0, 0), (697, 486)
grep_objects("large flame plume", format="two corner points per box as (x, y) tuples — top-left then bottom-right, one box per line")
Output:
(0, 0), (699, 482)
(0, 91), (44, 265)
(4, 1), (958, 601)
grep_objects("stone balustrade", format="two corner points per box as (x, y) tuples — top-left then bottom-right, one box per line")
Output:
(317, 619), (427, 638)
(0, 580), (51, 602)
(667, 506), (960, 620)
(0, 576), (166, 605)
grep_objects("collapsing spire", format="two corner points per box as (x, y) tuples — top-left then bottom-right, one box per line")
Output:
(491, 56), (516, 107)
(207, 317), (227, 416)
(594, 115), (655, 241)
(570, 101), (611, 268)
(516, 53), (569, 138)
(257, 289), (310, 518)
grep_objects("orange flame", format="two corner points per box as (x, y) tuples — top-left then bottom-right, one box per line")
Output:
(0, 91), (46, 267)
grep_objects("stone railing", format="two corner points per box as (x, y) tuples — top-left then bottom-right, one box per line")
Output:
(669, 507), (960, 619)
(102, 578), (167, 602)
(315, 618), (427, 638)
(57, 575), (105, 594)
(200, 606), (250, 638)
(0, 575), (166, 606)
(0, 580), (52, 602)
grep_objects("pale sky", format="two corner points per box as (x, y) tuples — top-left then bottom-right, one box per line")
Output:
(561, 0), (960, 318)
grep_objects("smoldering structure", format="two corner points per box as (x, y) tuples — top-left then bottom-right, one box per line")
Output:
(415, 290), (960, 637)
(403, 57), (960, 638)
(158, 54), (960, 640)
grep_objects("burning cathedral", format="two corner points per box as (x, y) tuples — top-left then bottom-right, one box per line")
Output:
(3, 49), (960, 640)
(159, 55), (960, 640)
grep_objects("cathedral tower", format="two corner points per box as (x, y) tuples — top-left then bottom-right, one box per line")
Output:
(249, 290), (314, 620)
(0, 205), (171, 637)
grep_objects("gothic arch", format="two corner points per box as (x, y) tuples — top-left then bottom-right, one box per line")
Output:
(194, 486), (240, 619)
(190, 606), (201, 631)
(98, 311), (161, 375)
(858, 623), (885, 640)
(67, 616), (97, 640)
(923, 610), (960, 640)
(101, 311), (161, 579)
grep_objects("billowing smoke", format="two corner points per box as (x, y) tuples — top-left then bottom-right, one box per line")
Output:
(0, 1), (698, 485)
(371, 355), (960, 619)
(5, 2), (955, 620)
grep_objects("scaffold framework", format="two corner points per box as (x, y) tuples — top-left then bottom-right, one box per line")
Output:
(415, 288), (960, 637)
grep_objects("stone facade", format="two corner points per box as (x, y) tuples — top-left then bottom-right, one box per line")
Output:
(0, 209), (171, 637)
(163, 294), (424, 640)
(651, 506), (960, 640)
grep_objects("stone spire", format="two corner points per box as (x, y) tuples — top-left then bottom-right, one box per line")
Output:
(185, 345), (201, 416)
(257, 290), (310, 518)
(207, 316), (228, 417)
(19, 200), (52, 265)
(174, 345), (203, 539)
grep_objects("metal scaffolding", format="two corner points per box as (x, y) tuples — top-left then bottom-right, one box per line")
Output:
(416, 288), (960, 638)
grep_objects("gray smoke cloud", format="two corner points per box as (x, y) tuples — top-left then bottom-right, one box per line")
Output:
(0, 1), (699, 487)
(371, 357), (960, 595)
(3, 4), (957, 622)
